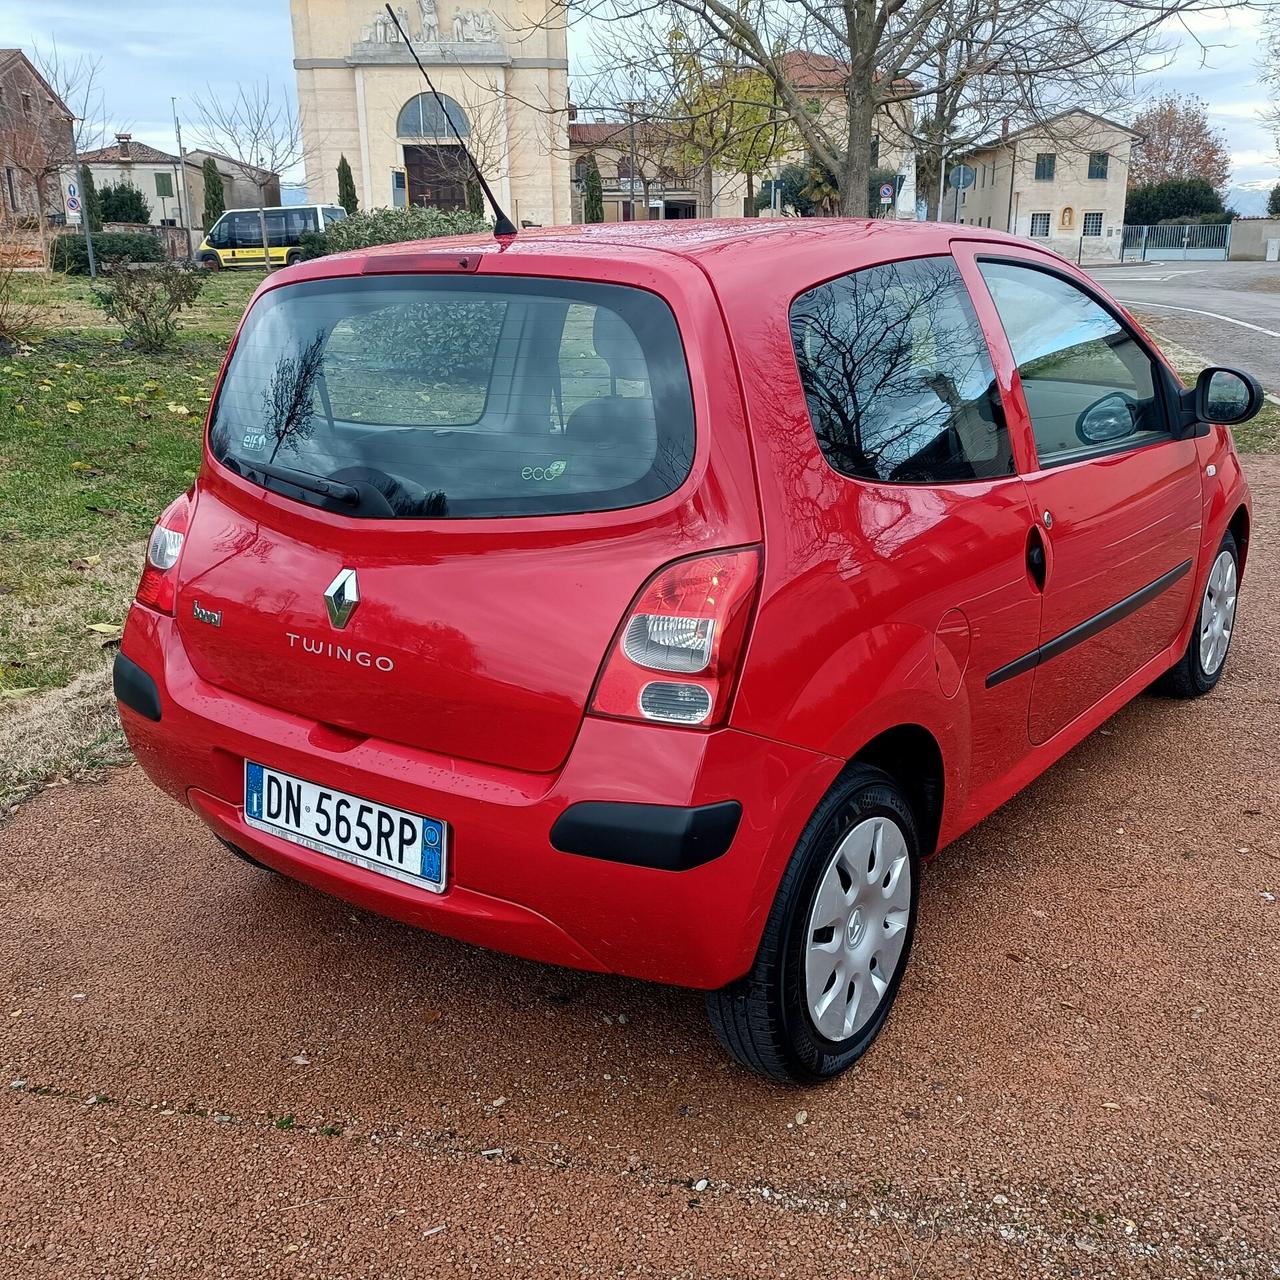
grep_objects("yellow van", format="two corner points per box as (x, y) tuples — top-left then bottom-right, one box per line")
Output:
(198, 204), (347, 269)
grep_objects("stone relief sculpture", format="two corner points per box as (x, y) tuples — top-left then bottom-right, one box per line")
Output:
(361, 3), (500, 43)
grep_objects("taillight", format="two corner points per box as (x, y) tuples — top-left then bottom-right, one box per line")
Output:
(134, 492), (191, 615)
(590, 547), (761, 727)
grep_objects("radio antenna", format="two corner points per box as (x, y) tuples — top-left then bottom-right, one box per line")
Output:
(383, 2), (517, 237)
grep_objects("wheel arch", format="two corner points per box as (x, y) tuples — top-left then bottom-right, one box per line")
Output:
(1228, 503), (1250, 572)
(847, 723), (945, 858)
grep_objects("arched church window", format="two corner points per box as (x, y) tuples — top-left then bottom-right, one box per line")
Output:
(397, 92), (470, 139)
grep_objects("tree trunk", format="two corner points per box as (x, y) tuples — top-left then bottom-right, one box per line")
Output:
(840, 79), (875, 218)
(745, 171), (756, 217)
(258, 191), (272, 273)
(917, 149), (942, 221)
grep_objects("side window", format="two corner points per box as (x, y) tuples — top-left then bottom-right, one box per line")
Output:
(208, 216), (230, 248)
(229, 213), (258, 248)
(265, 211), (288, 246)
(789, 255), (1011, 485)
(978, 261), (1166, 467)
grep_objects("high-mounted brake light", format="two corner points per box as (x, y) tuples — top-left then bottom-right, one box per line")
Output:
(134, 492), (191, 615)
(591, 547), (761, 728)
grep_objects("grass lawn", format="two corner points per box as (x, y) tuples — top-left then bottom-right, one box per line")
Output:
(0, 269), (261, 809)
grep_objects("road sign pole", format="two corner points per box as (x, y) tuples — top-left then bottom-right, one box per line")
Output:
(67, 176), (97, 278)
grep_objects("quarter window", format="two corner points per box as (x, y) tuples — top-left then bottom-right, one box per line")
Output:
(1029, 212), (1051, 237)
(789, 255), (1011, 485)
(1082, 212), (1104, 237)
(1088, 151), (1109, 180)
(978, 261), (1167, 466)
(1034, 153), (1055, 181)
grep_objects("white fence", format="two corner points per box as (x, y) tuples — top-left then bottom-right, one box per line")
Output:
(1120, 223), (1231, 261)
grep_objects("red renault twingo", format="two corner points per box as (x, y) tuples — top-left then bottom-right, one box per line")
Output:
(114, 220), (1258, 1084)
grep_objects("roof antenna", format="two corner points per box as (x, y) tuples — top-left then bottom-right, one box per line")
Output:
(383, 3), (517, 237)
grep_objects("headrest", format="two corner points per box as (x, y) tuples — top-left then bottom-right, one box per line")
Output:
(592, 308), (648, 382)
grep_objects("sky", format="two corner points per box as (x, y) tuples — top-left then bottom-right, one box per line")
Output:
(1, 0), (1274, 192)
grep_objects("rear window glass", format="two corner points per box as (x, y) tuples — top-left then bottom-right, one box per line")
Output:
(209, 276), (695, 519)
(789, 255), (1011, 485)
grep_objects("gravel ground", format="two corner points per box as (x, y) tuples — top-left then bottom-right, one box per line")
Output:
(2, 459), (1278, 1279)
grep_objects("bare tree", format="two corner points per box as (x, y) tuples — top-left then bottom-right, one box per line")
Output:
(191, 82), (305, 270)
(555, 0), (1254, 217)
(33, 40), (108, 157)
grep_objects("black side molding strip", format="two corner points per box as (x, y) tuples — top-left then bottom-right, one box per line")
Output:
(987, 558), (1193, 690)
(112, 652), (162, 721)
(550, 800), (742, 872)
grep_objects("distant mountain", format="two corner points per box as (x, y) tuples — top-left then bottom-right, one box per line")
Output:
(1228, 181), (1277, 217)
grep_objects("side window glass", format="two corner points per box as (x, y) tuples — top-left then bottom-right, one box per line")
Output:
(208, 217), (228, 248)
(789, 255), (1011, 485)
(230, 213), (257, 248)
(265, 211), (288, 246)
(978, 261), (1166, 467)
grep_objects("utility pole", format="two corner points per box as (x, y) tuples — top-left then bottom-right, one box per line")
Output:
(172, 96), (193, 260)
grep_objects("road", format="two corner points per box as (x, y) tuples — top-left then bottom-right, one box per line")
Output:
(3, 462), (1279, 1277)
(1086, 260), (1280, 392)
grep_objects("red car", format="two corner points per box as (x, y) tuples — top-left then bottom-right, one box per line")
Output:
(114, 221), (1259, 1084)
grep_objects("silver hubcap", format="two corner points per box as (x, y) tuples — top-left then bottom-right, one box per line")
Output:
(1199, 549), (1237, 677)
(804, 816), (912, 1042)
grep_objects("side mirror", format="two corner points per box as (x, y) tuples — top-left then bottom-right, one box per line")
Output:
(1195, 367), (1263, 426)
(1077, 392), (1136, 446)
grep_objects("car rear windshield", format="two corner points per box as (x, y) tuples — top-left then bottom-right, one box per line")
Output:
(208, 275), (695, 519)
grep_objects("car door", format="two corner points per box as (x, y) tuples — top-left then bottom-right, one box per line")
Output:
(955, 244), (1202, 744)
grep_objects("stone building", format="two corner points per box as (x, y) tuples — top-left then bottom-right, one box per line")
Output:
(942, 110), (1139, 259)
(0, 49), (74, 226)
(290, 0), (570, 227)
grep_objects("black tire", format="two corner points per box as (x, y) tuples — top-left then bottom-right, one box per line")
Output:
(706, 764), (921, 1085)
(200, 254), (221, 271)
(216, 835), (278, 874)
(1155, 530), (1239, 699)
(285, 249), (301, 267)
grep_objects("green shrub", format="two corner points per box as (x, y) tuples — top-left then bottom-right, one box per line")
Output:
(1125, 178), (1224, 225)
(51, 231), (163, 275)
(99, 181), (151, 224)
(90, 261), (205, 351)
(301, 205), (489, 260)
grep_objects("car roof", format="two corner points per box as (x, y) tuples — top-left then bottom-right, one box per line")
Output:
(292, 218), (1040, 286)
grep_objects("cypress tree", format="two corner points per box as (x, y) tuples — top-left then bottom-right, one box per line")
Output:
(582, 153), (604, 224)
(466, 177), (484, 218)
(79, 163), (103, 233)
(337, 154), (359, 215)
(202, 157), (225, 227)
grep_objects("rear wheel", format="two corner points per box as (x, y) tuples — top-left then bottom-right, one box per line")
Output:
(1157, 531), (1239, 698)
(285, 249), (301, 267)
(706, 765), (920, 1084)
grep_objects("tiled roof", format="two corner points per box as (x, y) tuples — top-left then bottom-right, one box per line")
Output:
(80, 140), (180, 165)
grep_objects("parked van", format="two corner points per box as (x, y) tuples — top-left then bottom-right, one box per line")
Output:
(199, 204), (347, 269)
(115, 220), (1258, 1083)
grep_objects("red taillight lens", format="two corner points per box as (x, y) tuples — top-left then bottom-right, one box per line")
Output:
(134, 493), (191, 615)
(590, 547), (761, 728)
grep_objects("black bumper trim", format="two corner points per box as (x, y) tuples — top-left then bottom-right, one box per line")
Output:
(112, 652), (162, 722)
(550, 800), (742, 872)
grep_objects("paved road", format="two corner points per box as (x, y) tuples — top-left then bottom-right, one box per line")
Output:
(1086, 260), (1280, 392)
(3, 463), (1279, 1277)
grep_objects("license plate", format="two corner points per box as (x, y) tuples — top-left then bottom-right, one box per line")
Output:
(243, 762), (446, 892)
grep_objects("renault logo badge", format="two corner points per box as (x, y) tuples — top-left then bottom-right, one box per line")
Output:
(323, 567), (360, 629)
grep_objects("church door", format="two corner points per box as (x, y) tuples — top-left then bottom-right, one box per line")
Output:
(404, 144), (467, 210)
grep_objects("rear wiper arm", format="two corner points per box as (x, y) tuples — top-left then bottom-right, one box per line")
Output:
(232, 458), (360, 506)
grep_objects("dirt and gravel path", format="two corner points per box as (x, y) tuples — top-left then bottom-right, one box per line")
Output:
(2, 460), (1278, 1279)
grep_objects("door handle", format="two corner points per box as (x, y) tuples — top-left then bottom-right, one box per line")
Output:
(1026, 526), (1048, 592)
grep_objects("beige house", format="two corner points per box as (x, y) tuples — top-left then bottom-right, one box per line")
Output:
(291, 0), (570, 227)
(569, 53), (915, 223)
(943, 109), (1138, 259)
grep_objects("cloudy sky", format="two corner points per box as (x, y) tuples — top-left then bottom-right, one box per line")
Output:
(2, 0), (1274, 191)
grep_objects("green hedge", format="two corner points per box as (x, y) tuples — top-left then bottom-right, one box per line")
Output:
(51, 231), (164, 275)
(299, 206), (489, 260)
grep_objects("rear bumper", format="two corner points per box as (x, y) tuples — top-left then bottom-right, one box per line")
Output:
(115, 606), (841, 989)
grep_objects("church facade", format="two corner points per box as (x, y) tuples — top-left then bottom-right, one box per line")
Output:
(290, 0), (571, 227)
